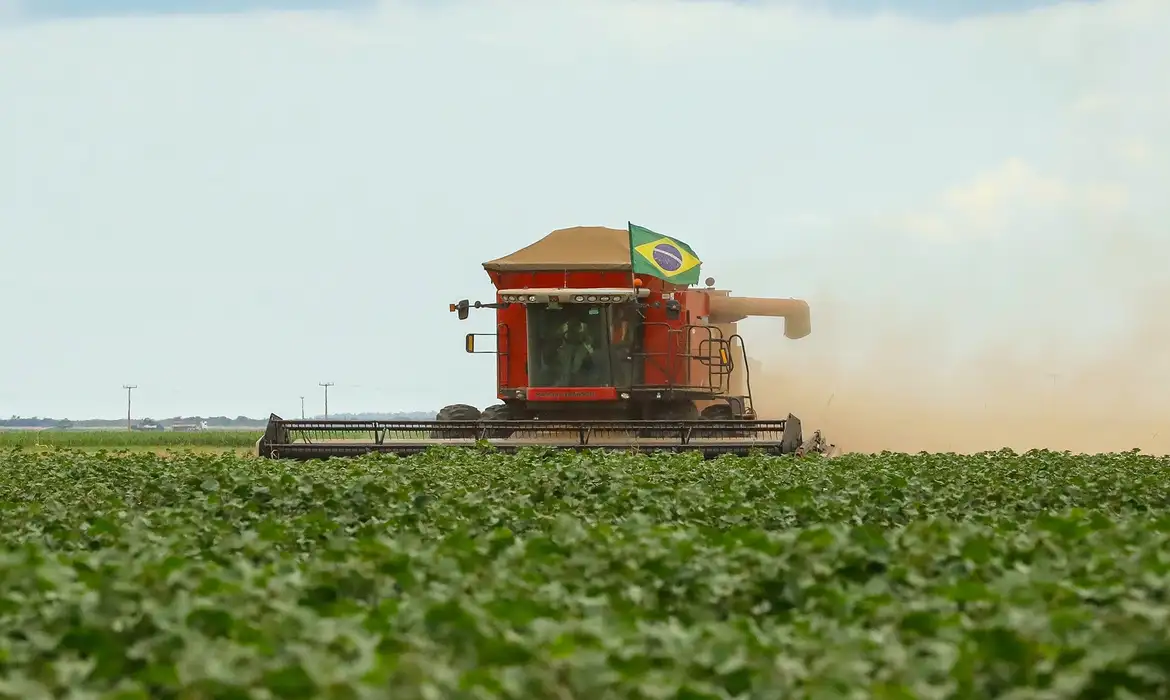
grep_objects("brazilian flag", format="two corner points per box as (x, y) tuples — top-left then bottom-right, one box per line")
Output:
(628, 222), (702, 285)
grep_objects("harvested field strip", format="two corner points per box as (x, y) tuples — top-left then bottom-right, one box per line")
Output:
(0, 429), (263, 448)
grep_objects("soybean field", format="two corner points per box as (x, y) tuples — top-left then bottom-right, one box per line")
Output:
(0, 446), (1168, 698)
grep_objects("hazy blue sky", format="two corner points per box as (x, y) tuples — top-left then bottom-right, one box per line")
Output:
(1, 0), (1100, 22)
(0, 0), (1164, 421)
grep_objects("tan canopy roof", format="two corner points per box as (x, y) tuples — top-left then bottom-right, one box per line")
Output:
(482, 226), (632, 271)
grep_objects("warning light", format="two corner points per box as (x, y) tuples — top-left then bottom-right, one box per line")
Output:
(633, 278), (643, 287)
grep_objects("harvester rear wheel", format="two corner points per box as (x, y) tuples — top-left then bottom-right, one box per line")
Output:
(429, 403), (481, 439)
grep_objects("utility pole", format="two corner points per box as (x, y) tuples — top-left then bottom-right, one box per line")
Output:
(122, 385), (137, 430)
(319, 382), (334, 417)
(299, 396), (305, 419)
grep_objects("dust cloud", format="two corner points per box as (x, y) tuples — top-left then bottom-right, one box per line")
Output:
(749, 234), (1170, 456)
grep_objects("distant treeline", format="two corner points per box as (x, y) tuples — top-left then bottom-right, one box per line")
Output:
(1, 411), (437, 430)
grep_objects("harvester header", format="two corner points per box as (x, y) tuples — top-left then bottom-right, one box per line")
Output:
(258, 223), (834, 459)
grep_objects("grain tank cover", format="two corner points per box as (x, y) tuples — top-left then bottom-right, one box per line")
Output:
(482, 226), (632, 272)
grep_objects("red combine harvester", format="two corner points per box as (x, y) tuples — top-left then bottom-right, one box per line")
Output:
(258, 224), (835, 459)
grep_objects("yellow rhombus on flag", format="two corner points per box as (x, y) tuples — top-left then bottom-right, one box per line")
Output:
(628, 222), (702, 285)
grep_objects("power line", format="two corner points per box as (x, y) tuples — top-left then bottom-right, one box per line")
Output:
(122, 385), (137, 430)
(319, 382), (334, 417)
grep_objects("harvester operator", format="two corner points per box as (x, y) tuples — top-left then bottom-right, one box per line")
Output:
(554, 316), (597, 385)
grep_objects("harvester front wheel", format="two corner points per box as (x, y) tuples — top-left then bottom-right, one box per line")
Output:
(650, 400), (698, 421)
(697, 403), (737, 438)
(430, 403), (481, 439)
(699, 404), (735, 420)
(643, 400), (698, 437)
(481, 403), (524, 438)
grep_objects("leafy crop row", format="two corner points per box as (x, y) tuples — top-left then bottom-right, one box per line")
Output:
(0, 430), (262, 448)
(0, 446), (1168, 698)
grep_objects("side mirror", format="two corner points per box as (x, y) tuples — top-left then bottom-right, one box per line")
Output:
(465, 333), (475, 353)
(664, 299), (681, 320)
(449, 299), (470, 320)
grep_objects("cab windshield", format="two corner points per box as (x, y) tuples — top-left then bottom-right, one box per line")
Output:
(528, 303), (637, 388)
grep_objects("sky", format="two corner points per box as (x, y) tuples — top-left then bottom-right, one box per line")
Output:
(0, 0), (1099, 22)
(0, 0), (1167, 444)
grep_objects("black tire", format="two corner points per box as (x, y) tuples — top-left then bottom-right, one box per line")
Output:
(697, 403), (735, 438)
(435, 403), (481, 421)
(699, 404), (735, 420)
(430, 403), (481, 439)
(480, 403), (520, 439)
(652, 400), (698, 421)
(643, 400), (697, 438)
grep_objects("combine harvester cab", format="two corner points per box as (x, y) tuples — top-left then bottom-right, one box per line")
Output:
(258, 224), (836, 460)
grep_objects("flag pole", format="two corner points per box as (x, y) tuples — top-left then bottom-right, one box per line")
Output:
(627, 221), (636, 291)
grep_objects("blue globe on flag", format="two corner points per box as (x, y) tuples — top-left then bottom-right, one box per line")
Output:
(628, 223), (702, 285)
(652, 243), (683, 272)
